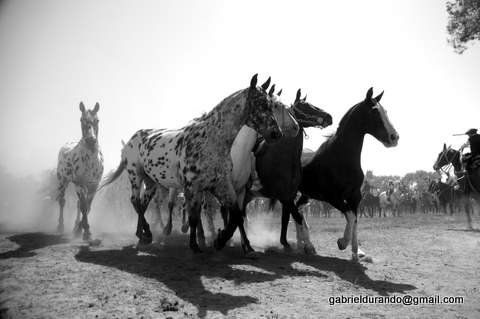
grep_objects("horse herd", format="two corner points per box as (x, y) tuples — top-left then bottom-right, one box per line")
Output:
(56, 74), (401, 262)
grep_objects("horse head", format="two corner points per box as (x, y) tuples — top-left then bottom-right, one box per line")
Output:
(245, 74), (297, 143)
(290, 89), (332, 129)
(79, 102), (100, 147)
(433, 143), (461, 172)
(361, 88), (399, 147)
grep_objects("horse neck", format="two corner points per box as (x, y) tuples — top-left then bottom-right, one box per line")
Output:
(232, 125), (258, 152)
(79, 138), (99, 153)
(332, 110), (365, 161)
(202, 89), (250, 151)
(450, 151), (462, 172)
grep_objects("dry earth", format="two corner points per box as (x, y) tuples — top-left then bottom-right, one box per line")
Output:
(1, 213), (479, 318)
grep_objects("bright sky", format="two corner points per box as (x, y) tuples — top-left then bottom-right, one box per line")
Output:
(0, 0), (479, 177)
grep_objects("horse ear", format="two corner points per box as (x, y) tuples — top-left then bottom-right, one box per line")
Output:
(443, 143), (447, 151)
(374, 91), (384, 102)
(261, 77), (271, 91)
(93, 102), (100, 113)
(302, 94), (307, 102)
(268, 84), (275, 97)
(250, 74), (258, 88)
(277, 89), (282, 96)
(365, 87), (373, 101)
(295, 89), (301, 102)
(79, 102), (86, 113)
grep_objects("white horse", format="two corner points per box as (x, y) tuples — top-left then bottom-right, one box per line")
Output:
(379, 188), (402, 217)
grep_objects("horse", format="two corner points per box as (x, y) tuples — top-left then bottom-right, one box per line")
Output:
(146, 85), (298, 250)
(56, 102), (104, 240)
(175, 88), (332, 253)
(427, 179), (459, 215)
(243, 89), (332, 254)
(296, 88), (399, 262)
(379, 188), (402, 217)
(433, 144), (480, 228)
(359, 191), (380, 218)
(100, 75), (298, 253)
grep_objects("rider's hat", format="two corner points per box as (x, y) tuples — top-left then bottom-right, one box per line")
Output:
(465, 128), (478, 136)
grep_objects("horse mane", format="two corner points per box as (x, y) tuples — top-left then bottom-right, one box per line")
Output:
(191, 88), (246, 123)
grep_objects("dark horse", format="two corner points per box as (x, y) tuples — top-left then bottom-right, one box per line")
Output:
(246, 89), (333, 254)
(433, 144), (480, 228)
(296, 88), (399, 262)
(428, 179), (459, 215)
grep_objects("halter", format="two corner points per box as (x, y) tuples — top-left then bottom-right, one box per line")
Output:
(436, 147), (461, 176)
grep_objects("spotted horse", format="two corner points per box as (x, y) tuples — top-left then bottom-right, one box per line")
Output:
(100, 74), (298, 253)
(56, 102), (104, 240)
(153, 85), (301, 249)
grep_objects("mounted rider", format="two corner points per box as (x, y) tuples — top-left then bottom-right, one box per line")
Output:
(462, 128), (480, 171)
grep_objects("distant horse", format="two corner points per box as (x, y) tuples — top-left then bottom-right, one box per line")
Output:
(433, 144), (480, 228)
(56, 102), (104, 240)
(245, 89), (332, 254)
(379, 188), (402, 217)
(100, 75), (296, 253)
(297, 88), (399, 262)
(428, 179), (459, 215)
(359, 191), (380, 218)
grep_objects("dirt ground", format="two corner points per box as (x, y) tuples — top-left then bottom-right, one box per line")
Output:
(1, 212), (479, 319)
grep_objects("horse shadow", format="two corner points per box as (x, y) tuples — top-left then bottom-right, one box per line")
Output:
(0, 232), (69, 259)
(75, 235), (416, 318)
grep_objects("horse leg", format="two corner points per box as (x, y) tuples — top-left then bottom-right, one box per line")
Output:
(290, 201), (316, 255)
(152, 189), (165, 232)
(184, 189), (202, 253)
(73, 199), (82, 237)
(74, 185), (90, 241)
(163, 187), (177, 235)
(280, 202), (291, 250)
(56, 178), (68, 233)
(180, 201), (189, 233)
(235, 189), (254, 254)
(338, 210), (355, 251)
(213, 180), (244, 252)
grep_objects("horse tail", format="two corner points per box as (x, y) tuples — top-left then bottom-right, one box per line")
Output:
(98, 158), (127, 191)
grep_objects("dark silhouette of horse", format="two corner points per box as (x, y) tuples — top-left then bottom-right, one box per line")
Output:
(428, 179), (459, 215)
(247, 89), (332, 254)
(296, 88), (399, 262)
(433, 144), (480, 228)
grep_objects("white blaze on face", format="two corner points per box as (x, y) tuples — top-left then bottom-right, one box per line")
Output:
(373, 102), (399, 147)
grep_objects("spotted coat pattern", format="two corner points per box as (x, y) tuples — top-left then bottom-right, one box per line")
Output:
(56, 103), (103, 239)
(101, 75), (288, 251)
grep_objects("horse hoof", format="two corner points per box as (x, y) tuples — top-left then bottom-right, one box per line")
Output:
(304, 244), (317, 255)
(242, 243), (255, 255)
(181, 224), (189, 233)
(57, 224), (64, 233)
(337, 238), (347, 250)
(351, 254), (360, 263)
(282, 244), (292, 252)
